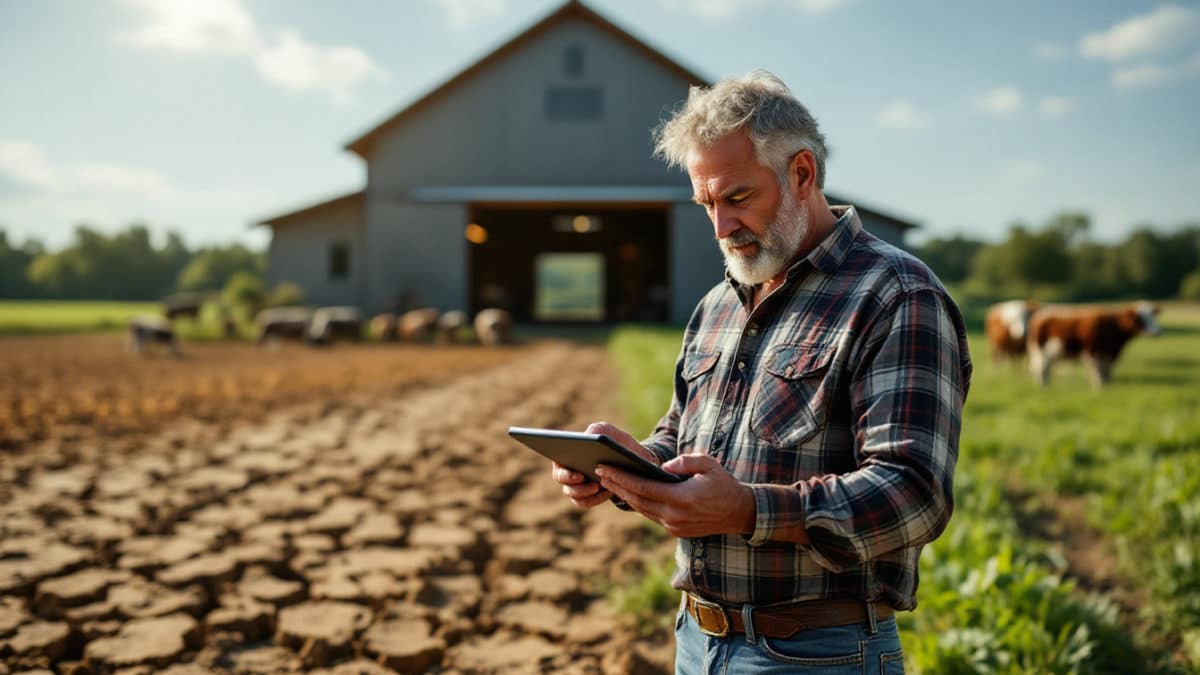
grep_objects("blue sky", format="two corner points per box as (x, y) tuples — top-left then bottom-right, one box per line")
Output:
(1, 0), (1197, 251)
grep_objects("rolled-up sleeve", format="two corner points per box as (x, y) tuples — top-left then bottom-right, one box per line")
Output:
(747, 289), (970, 570)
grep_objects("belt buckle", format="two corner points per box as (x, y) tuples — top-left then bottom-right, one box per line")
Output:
(692, 596), (729, 638)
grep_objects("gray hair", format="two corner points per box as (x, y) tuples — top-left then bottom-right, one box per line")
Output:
(653, 70), (828, 188)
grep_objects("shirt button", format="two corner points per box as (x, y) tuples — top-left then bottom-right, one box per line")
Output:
(692, 559), (705, 573)
(785, 366), (795, 376)
(694, 542), (705, 555)
(748, 324), (759, 336)
(737, 361), (746, 372)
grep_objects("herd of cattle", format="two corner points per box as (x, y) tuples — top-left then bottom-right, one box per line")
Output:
(985, 299), (1161, 387)
(127, 306), (514, 355)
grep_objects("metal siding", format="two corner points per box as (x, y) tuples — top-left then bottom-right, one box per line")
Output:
(365, 200), (468, 314)
(669, 203), (725, 324)
(366, 17), (694, 191)
(266, 201), (365, 308)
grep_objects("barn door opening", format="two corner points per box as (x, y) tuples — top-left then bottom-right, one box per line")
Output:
(534, 253), (605, 321)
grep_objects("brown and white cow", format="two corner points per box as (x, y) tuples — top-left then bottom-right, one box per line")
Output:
(985, 299), (1040, 364)
(1027, 301), (1160, 388)
(474, 308), (513, 346)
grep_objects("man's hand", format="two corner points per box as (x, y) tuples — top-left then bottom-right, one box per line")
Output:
(596, 453), (757, 538)
(550, 422), (659, 509)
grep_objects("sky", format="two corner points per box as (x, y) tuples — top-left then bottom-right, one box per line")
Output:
(1, 0), (1198, 251)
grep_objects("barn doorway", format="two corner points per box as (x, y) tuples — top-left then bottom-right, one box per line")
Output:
(467, 205), (669, 323)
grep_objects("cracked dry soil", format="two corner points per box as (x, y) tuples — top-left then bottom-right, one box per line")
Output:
(1, 338), (675, 674)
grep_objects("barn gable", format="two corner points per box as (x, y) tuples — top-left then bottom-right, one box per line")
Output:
(351, 1), (704, 191)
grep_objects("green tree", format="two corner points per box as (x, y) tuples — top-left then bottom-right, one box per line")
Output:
(1179, 269), (1200, 300)
(221, 271), (266, 312)
(914, 234), (985, 283)
(0, 228), (43, 298)
(24, 224), (194, 299)
(265, 281), (305, 308)
(177, 244), (266, 293)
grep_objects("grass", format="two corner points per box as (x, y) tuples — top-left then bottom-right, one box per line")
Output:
(0, 300), (161, 335)
(0, 299), (266, 341)
(606, 302), (1200, 674)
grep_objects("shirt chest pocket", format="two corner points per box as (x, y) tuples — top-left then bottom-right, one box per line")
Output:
(751, 343), (836, 448)
(679, 348), (721, 445)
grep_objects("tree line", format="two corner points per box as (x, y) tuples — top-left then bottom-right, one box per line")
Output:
(913, 211), (1200, 302)
(0, 224), (268, 301)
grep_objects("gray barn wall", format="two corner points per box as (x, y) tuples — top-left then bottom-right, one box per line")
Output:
(267, 201), (366, 308)
(857, 212), (905, 249)
(366, 18), (693, 190)
(365, 201), (468, 313)
(669, 203), (725, 324)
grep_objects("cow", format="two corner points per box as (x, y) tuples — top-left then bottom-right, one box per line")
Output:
(162, 295), (204, 321)
(474, 308), (513, 346)
(308, 306), (363, 345)
(1027, 301), (1161, 388)
(255, 307), (312, 346)
(367, 313), (399, 342)
(436, 310), (469, 344)
(985, 299), (1040, 364)
(128, 315), (179, 356)
(398, 308), (439, 342)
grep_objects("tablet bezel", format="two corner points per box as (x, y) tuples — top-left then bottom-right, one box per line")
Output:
(507, 426), (685, 484)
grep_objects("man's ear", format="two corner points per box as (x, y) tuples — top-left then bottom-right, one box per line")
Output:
(790, 150), (817, 199)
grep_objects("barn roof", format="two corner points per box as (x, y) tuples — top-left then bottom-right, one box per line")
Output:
(342, 0), (708, 159)
(259, 0), (919, 232)
(255, 190), (363, 228)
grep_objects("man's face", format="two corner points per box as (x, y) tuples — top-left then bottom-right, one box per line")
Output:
(687, 132), (808, 285)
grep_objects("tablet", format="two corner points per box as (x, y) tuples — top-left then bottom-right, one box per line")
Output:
(507, 426), (686, 484)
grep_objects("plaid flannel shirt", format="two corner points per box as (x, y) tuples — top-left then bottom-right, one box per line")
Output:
(641, 205), (971, 611)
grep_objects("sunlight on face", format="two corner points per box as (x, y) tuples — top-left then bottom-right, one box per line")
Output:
(720, 186), (809, 285)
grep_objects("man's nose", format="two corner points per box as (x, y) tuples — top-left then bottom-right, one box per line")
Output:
(712, 209), (741, 239)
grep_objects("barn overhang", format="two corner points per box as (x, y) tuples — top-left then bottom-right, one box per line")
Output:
(390, 185), (694, 206)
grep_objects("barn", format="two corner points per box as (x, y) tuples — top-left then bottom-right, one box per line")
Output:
(255, 0), (917, 324)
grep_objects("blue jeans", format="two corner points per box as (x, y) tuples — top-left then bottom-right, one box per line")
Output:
(674, 599), (905, 674)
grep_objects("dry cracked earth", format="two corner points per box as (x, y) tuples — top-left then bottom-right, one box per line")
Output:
(0, 338), (675, 674)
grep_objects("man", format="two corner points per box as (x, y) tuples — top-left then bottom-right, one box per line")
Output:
(552, 71), (971, 673)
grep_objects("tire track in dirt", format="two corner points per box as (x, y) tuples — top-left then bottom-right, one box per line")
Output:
(1, 341), (674, 674)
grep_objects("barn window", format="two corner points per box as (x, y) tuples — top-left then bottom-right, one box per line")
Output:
(545, 86), (604, 120)
(564, 45), (586, 78)
(328, 242), (350, 280)
(534, 253), (604, 321)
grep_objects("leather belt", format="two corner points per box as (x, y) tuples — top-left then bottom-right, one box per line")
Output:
(685, 593), (894, 640)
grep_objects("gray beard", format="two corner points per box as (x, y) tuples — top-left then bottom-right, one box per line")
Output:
(719, 192), (809, 286)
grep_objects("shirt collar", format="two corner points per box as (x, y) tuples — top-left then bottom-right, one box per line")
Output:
(724, 204), (863, 298)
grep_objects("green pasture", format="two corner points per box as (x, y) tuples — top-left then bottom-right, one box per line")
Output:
(607, 302), (1200, 674)
(0, 300), (160, 335)
(0, 300), (256, 340)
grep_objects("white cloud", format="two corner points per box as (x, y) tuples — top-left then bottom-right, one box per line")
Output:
(432, 0), (507, 28)
(116, 0), (386, 104)
(662, 0), (849, 19)
(973, 87), (1022, 115)
(1079, 4), (1199, 63)
(0, 140), (58, 193)
(1038, 96), (1072, 117)
(1111, 62), (1177, 90)
(1032, 42), (1066, 62)
(0, 139), (177, 201)
(254, 30), (388, 106)
(875, 100), (929, 130)
(115, 0), (259, 55)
